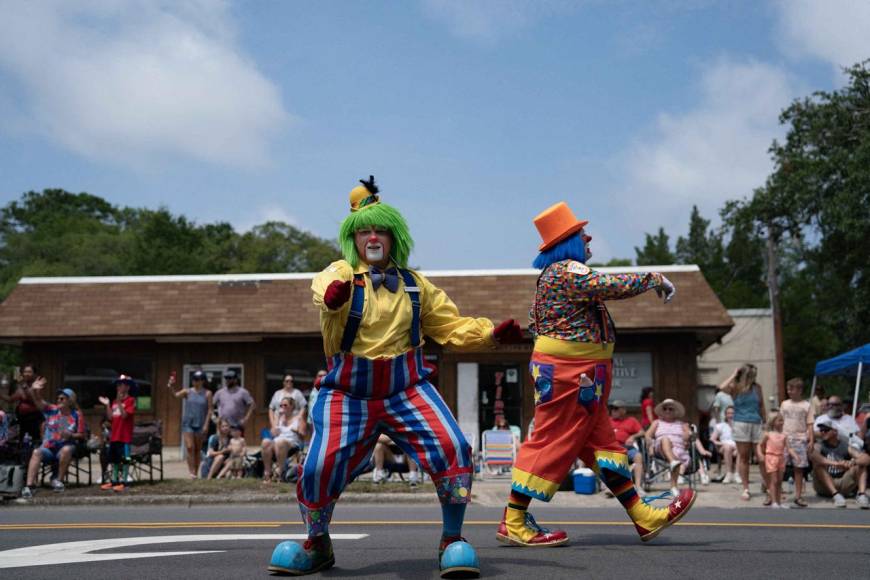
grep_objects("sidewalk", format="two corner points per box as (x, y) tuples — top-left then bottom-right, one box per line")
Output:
(8, 451), (862, 510)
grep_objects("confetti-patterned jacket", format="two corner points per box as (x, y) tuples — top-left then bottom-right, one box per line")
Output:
(530, 260), (663, 343)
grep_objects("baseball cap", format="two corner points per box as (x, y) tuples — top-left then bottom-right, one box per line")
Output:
(192, 370), (206, 381)
(223, 369), (239, 380)
(816, 415), (834, 430)
(59, 387), (76, 400)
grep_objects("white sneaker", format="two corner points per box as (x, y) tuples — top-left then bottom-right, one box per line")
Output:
(372, 469), (387, 484)
(21, 486), (33, 499)
(677, 475), (687, 485)
(778, 503), (790, 509)
(722, 473), (733, 484)
(50, 479), (65, 492)
(670, 487), (679, 497)
(771, 502), (781, 509)
(701, 473), (711, 485)
(856, 494), (869, 509)
(408, 472), (420, 487)
(833, 493), (847, 508)
(734, 473), (743, 485)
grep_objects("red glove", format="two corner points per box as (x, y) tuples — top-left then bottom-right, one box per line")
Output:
(493, 319), (523, 344)
(324, 280), (352, 310)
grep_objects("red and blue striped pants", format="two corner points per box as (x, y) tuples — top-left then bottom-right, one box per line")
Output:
(298, 350), (473, 510)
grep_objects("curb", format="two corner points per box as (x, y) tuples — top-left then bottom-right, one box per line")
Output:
(5, 491), (443, 508)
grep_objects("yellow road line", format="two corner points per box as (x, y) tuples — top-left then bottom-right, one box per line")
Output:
(2, 521), (869, 531)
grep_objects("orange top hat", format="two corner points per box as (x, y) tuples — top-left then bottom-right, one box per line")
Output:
(533, 202), (588, 251)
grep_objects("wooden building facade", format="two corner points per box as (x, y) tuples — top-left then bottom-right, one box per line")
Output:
(0, 266), (732, 446)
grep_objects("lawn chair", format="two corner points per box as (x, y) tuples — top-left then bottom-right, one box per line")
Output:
(480, 429), (516, 480)
(39, 440), (92, 487)
(462, 432), (479, 478)
(129, 420), (164, 483)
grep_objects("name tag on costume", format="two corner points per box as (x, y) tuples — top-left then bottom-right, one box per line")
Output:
(566, 261), (590, 275)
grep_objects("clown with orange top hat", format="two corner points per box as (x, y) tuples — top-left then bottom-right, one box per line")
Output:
(269, 176), (522, 578)
(495, 201), (695, 547)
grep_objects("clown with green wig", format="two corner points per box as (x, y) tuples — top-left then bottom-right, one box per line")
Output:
(269, 177), (522, 577)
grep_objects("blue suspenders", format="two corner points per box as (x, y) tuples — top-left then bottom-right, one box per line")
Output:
(338, 269), (421, 353)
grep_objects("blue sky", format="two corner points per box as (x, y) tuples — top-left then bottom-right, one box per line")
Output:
(1, 1), (868, 269)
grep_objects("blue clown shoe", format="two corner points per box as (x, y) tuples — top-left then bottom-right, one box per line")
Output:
(439, 539), (480, 579)
(268, 536), (334, 576)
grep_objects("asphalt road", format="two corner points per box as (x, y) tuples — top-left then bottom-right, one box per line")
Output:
(1, 503), (868, 579)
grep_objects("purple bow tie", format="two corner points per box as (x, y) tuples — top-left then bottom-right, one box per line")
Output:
(370, 266), (399, 292)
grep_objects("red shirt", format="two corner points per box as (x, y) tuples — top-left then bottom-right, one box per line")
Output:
(611, 415), (643, 445)
(641, 398), (655, 428)
(110, 396), (136, 443)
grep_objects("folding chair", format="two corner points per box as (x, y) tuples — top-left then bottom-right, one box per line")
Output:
(129, 421), (164, 483)
(480, 429), (516, 480)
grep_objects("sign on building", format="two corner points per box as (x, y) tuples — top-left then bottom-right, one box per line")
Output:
(610, 352), (652, 407)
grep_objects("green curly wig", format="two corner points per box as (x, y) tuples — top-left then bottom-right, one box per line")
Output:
(338, 202), (414, 268)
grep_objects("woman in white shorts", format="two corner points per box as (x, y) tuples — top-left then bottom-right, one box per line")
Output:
(726, 365), (766, 500)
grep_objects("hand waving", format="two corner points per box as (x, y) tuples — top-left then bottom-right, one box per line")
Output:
(655, 275), (676, 303)
(98, 396), (111, 407)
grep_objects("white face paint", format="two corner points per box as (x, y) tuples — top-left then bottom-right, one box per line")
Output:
(365, 246), (384, 263)
(354, 228), (392, 267)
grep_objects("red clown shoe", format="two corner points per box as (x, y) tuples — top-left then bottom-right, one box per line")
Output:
(635, 488), (696, 542)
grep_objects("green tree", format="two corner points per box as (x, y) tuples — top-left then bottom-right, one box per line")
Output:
(0, 189), (128, 296)
(726, 61), (870, 378)
(236, 222), (340, 273)
(634, 227), (675, 265)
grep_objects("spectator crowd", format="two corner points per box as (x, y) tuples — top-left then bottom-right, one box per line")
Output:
(2, 361), (869, 511)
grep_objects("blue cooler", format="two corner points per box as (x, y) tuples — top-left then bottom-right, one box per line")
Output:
(572, 467), (597, 494)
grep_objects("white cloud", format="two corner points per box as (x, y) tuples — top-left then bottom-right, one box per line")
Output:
(772, 0), (870, 71)
(234, 204), (300, 233)
(611, 59), (796, 239)
(420, 0), (577, 42)
(0, 0), (289, 169)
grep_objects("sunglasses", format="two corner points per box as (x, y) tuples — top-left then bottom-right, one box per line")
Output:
(818, 426), (832, 432)
(662, 406), (675, 411)
(280, 404), (291, 407)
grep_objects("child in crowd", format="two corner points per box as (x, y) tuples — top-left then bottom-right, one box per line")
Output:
(218, 425), (247, 479)
(640, 387), (655, 430)
(757, 412), (797, 509)
(779, 378), (814, 507)
(98, 375), (136, 492)
(710, 406), (739, 483)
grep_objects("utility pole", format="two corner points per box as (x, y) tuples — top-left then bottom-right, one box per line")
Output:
(766, 225), (786, 405)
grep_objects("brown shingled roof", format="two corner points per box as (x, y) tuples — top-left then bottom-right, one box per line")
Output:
(0, 267), (732, 345)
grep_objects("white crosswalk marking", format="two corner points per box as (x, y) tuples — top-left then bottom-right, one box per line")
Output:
(0, 533), (368, 569)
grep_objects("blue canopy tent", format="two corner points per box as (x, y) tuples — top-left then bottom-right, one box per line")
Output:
(812, 344), (870, 416)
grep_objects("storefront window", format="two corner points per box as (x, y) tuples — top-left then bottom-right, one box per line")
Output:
(63, 357), (154, 411)
(611, 352), (653, 407)
(478, 365), (523, 438)
(264, 355), (328, 409)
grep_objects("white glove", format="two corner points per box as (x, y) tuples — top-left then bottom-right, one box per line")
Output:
(656, 275), (676, 303)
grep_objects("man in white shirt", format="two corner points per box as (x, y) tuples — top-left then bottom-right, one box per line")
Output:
(814, 396), (860, 441)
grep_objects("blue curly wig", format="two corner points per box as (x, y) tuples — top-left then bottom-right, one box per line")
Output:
(532, 233), (587, 270)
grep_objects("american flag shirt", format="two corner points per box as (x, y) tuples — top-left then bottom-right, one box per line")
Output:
(530, 260), (663, 343)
